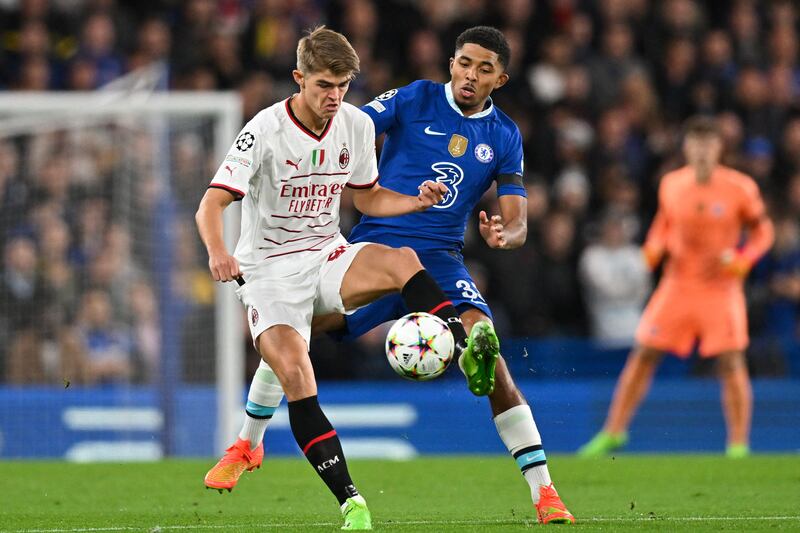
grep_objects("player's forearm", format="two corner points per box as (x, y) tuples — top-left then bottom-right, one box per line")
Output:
(195, 199), (228, 255)
(502, 219), (527, 248)
(496, 195), (527, 249)
(352, 187), (420, 217)
(642, 211), (668, 269)
(740, 216), (775, 265)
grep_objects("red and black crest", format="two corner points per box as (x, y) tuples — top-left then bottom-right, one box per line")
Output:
(251, 307), (259, 326)
(339, 147), (350, 169)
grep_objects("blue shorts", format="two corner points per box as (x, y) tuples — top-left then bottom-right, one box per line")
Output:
(341, 248), (492, 341)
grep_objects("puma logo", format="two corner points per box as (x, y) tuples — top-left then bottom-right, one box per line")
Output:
(285, 158), (302, 170)
(224, 165), (234, 177)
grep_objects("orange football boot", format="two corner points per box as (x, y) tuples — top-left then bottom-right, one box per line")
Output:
(204, 438), (263, 492)
(536, 483), (575, 524)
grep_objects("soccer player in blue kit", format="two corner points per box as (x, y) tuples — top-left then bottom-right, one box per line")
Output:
(207, 26), (574, 525)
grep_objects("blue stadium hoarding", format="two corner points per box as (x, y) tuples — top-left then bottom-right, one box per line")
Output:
(0, 379), (798, 459)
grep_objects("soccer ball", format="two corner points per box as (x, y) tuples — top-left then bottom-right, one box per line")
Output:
(385, 312), (454, 381)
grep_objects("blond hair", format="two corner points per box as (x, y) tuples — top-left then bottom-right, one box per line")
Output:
(296, 26), (360, 76)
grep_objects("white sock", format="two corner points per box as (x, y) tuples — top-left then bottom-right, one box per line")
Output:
(494, 404), (553, 504)
(238, 360), (284, 449)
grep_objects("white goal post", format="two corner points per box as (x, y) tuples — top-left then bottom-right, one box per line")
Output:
(0, 92), (245, 456)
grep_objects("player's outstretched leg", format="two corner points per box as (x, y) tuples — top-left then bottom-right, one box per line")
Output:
(458, 320), (500, 396)
(488, 355), (575, 524)
(396, 268), (493, 392)
(338, 245), (486, 390)
(204, 359), (284, 491)
(578, 346), (663, 457)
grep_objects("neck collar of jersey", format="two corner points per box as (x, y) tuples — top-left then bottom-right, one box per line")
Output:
(285, 96), (333, 142)
(444, 82), (494, 119)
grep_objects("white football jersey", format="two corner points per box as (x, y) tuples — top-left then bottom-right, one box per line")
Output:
(209, 98), (378, 275)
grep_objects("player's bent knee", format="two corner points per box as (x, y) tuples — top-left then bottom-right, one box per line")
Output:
(389, 246), (423, 284)
(632, 345), (663, 365)
(716, 352), (746, 376)
(271, 362), (316, 398)
(396, 246), (422, 269)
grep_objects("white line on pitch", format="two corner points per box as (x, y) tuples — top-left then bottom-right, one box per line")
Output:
(7, 515), (800, 532)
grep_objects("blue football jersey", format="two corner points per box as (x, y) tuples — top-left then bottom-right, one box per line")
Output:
(349, 80), (526, 252)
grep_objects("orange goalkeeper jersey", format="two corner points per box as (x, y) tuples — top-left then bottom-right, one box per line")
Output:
(644, 165), (771, 288)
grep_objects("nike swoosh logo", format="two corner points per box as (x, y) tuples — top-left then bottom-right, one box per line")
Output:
(424, 126), (446, 136)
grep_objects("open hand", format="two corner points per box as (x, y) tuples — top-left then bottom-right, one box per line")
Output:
(479, 210), (507, 248)
(416, 180), (447, 210)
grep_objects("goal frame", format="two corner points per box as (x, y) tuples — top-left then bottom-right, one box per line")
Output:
(0, 92), (245, 455)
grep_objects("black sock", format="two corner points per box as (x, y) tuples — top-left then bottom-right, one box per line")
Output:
(401, 270), (468, 347)
(288, 395), (358, 505)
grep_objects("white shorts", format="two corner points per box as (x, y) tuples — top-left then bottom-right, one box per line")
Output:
(235, 236), (369, 347)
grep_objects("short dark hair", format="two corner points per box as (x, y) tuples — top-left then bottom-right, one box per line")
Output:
(455, 26), (510, 69)
(683, 115), (721, 138)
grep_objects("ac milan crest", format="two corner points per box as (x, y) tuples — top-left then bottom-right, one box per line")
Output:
(251, 307), (259, 326)
(339, 147), (350, 169)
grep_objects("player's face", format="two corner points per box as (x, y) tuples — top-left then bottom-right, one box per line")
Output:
(294, 69), (352, 120)
(683, 133), (723, 170)
(449, 43), (509, 114)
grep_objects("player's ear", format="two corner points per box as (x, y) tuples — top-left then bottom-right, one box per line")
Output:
(448, 57), (454, 75)
(494, 72), (509, 90)
(292, 69), (305, 89)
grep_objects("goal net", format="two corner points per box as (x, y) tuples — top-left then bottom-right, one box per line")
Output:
(0, 85), (244, 460)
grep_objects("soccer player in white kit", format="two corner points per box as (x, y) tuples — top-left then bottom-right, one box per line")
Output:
(196, 27), (474, 530)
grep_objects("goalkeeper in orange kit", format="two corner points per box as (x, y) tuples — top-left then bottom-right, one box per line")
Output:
(579, 116), (774, 458)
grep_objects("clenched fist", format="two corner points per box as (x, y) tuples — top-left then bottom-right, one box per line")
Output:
(416, 180), (447, 210)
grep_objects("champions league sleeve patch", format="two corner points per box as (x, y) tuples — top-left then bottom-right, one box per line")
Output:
(375, 89), (398, 101)
(235, 131), (255, 152)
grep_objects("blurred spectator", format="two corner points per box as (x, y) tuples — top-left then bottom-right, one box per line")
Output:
(526, 210), (587, 336)
(67, 288), (133, 384)
(38, 217), (79, 328)
(527, 33), (574, 105)
(405, 29), (447, 82)
(579, 211), (651, 347)
(128, 280), (160, 382)
(1, 236), (49, 383)
(588, 22), (646, 112)
(133, 17), (171, 68)
(76, 12), (124, 87)
(0, 142), (32, 245)
(657, 37), (697, 120)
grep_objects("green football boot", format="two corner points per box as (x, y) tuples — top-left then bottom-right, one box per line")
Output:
(577, 431), (628, 457)
(341, 497), (372, 530)
(458, 321), (500, 396)
(726, 443), (750, 459)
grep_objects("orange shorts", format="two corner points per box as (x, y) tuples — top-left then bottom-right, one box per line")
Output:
(635, 282), (748, 357)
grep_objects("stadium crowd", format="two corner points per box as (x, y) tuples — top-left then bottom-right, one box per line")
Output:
(0, 0), (799, 384)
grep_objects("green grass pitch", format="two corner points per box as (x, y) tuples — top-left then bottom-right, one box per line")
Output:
(1, 455), (799, 532)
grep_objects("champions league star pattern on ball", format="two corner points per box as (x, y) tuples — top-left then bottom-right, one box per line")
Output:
(385, 312), (454, 381)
